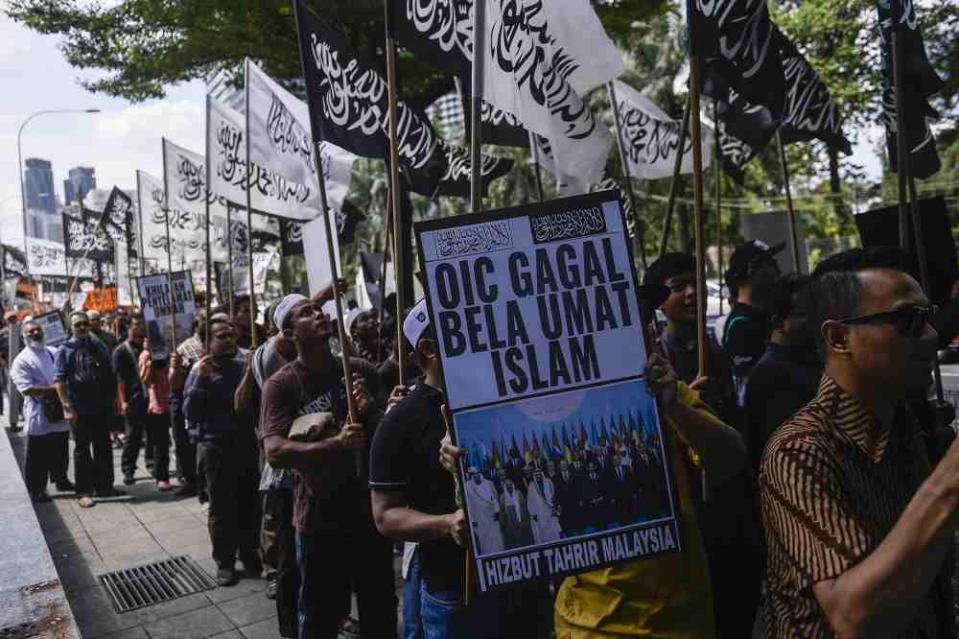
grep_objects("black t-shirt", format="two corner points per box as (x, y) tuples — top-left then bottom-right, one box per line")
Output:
(721, 302), (771, 381)
(369, 383), (463, 593)
(113, 342), (147, 412)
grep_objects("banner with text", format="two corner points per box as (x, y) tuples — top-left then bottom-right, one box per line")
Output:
(136, 271), (196, 358)
(415, 191), (680, 592)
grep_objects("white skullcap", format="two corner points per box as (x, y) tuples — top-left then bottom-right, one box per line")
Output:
(344, 307), (364, 334)
(273, 293), (308, 331)
(86, 310), (100, 320)
(403, 299), (430, 348)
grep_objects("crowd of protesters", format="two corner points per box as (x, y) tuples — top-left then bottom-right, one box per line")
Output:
(5, 240), (959, 639)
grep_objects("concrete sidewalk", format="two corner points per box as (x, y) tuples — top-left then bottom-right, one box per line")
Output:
(11, 431), (283, 639)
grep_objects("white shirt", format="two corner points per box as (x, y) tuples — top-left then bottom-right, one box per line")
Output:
(11, 343), (70, 436)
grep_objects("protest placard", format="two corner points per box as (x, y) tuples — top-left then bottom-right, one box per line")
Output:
(135, 271), (196, 358)
(415, 191), (680, 592)
(35, 311), (69, 347)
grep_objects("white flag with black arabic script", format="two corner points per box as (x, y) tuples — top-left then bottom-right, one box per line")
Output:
(612, 80), (711, 180)
(210, 92), (356, 220)
(137, 168), (200, 269)
(247, 58), (359, 219)
(161, 139), (209, 263)
(480, 0), (623, 183)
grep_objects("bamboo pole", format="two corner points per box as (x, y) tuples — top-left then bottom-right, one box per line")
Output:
(204, 94), (213, 346)
(384, 5), (408, 382)
(687, 61), (708, 380)
(161, 138), (179, 348)
(713, 100), (724, 315)
(291, 4), (357, 428)
(243, 62), (258, 349)
(777, 132), (802, 273)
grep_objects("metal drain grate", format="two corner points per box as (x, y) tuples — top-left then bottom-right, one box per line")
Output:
(99, 556), (216, 613)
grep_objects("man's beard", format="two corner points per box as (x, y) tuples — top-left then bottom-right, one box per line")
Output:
(26, 338), (44, 349)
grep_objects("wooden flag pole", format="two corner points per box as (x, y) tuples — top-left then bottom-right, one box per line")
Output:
(687, 60), (709, 380)
(161, 138), (179, 348)
(135, 171), (147, 278)
(464, 0), (487, 604)
(890, 6), (910, 253)
(203, 94), (213, 345)
(291, 4), (357, 424)
(376, 197), (393, 364)
(226, 205), (235, 317)
(776, 132), (802, 273)
(713, 100), (724, 315)
(242, 62), (257, 350)
(658, 97), (691, 259)
(384, 3), (408, 383)
(607, 81), (647, 270)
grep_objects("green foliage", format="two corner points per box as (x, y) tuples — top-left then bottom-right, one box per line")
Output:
(8, 0), (959, 267)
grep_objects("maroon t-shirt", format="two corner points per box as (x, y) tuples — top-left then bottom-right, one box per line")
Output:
(259, 358), (381, 533)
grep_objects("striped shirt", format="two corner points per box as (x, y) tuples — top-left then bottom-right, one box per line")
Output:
(760, 375), (952, 639)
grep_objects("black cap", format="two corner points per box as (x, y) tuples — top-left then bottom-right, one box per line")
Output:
(725, 240), (785, 289)
(643, 252), (696, 288)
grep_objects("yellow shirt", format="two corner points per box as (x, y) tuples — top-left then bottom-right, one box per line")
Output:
(554, 383), (719, 639)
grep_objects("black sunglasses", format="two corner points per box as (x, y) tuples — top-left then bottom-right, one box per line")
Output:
(839, 305), (938, 337)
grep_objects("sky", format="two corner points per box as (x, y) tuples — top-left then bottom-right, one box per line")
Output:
(0, 12), (886, 251)
(0, 13), (207, 248)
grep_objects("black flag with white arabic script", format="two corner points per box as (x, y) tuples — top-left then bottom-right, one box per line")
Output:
(775, 29), (851, 154)
(406, 140), (514, 198)
(294, 0), (438, 170)
(63, 214), (115, 263)
(391, 0), (530, 147)
(716, 118), (757, 186)
(280, 219), (303, 256)
(691, 0), (785, 127)
(102, 186), (138, 257)
(876, 0), (944, 179)
(2, 245), (26, 278)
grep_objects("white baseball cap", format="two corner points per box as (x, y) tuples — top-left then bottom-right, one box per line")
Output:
(403, 299), (430, 348)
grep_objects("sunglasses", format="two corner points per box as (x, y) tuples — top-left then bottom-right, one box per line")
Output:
(839, 305), (938, 338)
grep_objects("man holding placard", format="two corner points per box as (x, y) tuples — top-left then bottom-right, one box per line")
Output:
(422, 192), (746, 638)
(370, 299), (508, 638)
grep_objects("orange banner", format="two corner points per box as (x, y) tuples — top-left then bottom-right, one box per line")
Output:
(83, 286), (118, 312)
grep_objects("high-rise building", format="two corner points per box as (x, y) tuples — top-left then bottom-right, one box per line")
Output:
(64, 166), (96, 205)
(24, 157), (56, 215)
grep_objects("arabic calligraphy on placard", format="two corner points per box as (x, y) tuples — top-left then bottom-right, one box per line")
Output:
(435, 222), (513, 257)
(529, 207), (607, 244)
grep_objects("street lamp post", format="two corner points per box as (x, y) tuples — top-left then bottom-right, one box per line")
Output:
(11, 108), (99, 431)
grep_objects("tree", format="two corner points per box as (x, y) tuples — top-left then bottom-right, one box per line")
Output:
(5, 0), (668, 101)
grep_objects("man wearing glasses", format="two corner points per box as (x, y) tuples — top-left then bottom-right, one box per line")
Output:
(761, 254), (956, 638)
(55, 311), (121, 508)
